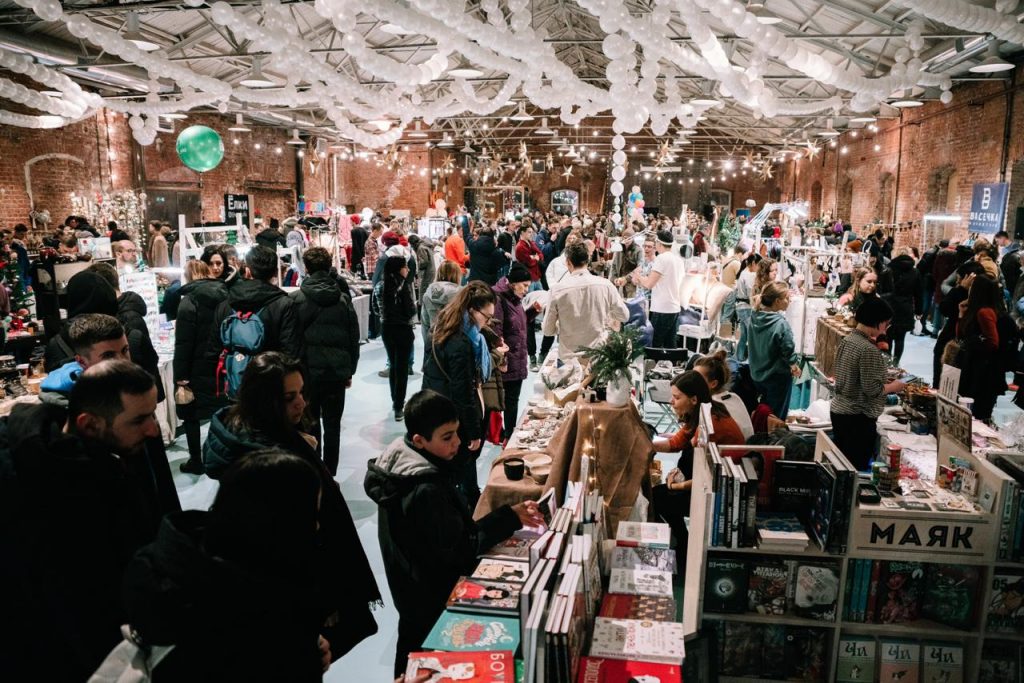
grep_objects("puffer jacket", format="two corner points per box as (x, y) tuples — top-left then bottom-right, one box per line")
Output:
(289, 271), (360, 383)
(255, 228), (287, 251)
(377, 277), (417, 326)
(364, 438), (520, 662)
(880, 254), (922, 334)
(491, 277), (538, 381)
(174, 278), (229, 418)
(468, 234), (508, 285)
(423, 332), (483, 441)
(421, 281), (460, 336)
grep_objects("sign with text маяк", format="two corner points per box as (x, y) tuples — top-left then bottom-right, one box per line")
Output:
(968, 182), (1008, 235)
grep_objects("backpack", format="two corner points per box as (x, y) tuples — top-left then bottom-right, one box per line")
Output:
(87, 625), (174, 683)
(216, 307), (266, 397)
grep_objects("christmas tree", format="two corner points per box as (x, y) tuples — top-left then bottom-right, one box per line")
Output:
(0, 243), (32, 313)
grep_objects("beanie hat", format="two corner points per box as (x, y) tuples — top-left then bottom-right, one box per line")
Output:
(855, 295), (893, 328)
(382, 231), (401, 248)
(508, 263), (531, 283)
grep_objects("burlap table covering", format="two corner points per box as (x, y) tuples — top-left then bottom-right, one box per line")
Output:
(474, 399), (654, 535)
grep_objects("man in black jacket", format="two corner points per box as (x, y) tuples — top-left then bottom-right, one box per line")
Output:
(290, 247), (360, 475)
(255, 217), (288, 251)
(211, 245), (301, 357)
(0, 360), (175, 681)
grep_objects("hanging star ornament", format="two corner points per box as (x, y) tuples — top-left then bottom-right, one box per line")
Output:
(562, 165), (574, 180)
(546, 152), (554, 171)
(758, 161), (774, 181)
(441, 154), (455, 174)
(519, 141), (529, 165)
(805, 142), (820, 160)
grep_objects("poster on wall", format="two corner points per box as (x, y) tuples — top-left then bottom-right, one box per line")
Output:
(224, 194), (251, 229)
(967, 183), (1008, 235)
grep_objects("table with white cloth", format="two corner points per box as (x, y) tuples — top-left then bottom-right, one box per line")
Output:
(352, 294), (370, 343)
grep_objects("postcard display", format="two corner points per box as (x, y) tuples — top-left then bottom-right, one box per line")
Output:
(682, 418), (1024, 683)
(407, 456), (689, 683)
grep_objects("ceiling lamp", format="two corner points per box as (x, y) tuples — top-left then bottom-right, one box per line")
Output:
(228, 114), (251, 132)
(448, 58), (483, 79)
(379, 23), (412, 35)
(239, 56), (276, 88)
(890, 90), (923, 108)
(437, 134), (455, 147)
(478, 147), (491, 159)
(690, 80), (721, 107)
(849, 115), (877, 124)
(407, 120), (428, 138)
(510, 102), (534, 121)
(970, 41), (1014, 74)
(286, 129), (304, 145)
(460, 141), (475, 153)
(566, 145), (579, 158)
(557, 140), (570, 152)
(124, 12), (160, 52)
(818, 118), (840, 137)
(535, 117), (555, 135)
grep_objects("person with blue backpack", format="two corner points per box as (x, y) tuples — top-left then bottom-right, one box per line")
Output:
(212, 245), (301, 398)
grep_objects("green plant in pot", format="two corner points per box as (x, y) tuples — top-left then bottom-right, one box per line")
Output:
(580, 326), (645, 406)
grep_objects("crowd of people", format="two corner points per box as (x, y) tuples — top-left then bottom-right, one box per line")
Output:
(1, 200), (1022, 681)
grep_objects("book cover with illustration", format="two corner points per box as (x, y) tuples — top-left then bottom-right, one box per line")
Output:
(876, 561), (925, 624)
(588, 617), (685, 665)
(747, 559), (789, 616)
(987, 572), (1024, 633)
(979, 640), (1021, 683)
(479, 531), (536, 560)
(784, 627), (829, 682)
(446, 578), (520, 615)
(755, 511), (811, 546)
(422, 612), (520, 653)
(703, 557), (748, 613)
(836, 637), (877, 683)
(471, 559), (530, 584)
(921, 642), (963, 683)
(919, 564), (981, 630)
(772, 460), (819, 512)
(614, 521), (671, 549)
(574, 656), (682, 683)
(719, 622), (762, 677)
(609, 546), (678, 573)
(879, 639), (920, 683)
(598, 593), (677, 622)
(790, 562), (840, 622)
(405, 650), (514, 682)
(608, 568), (674, 598)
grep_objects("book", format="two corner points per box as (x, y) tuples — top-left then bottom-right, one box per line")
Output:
(987, 571), (1024, 633)
(920, 564), (981, 630)
(703, 557), (748, 613)
(865, 560), (882, 624)
(608, 546), (677, 574)
(879, 639), (920, 682)
(588, 617), (685, 665)
(836, 637), (877, 683)
(574, 656), (682, 683)
(755, 511), (811, 549)
(784, 626), (829, 682)
(922, 642), (963, 683)
(790, 561), (840, 622)
(405, 650), (514, 682)
(747, 559), (788, 616)
(724, 445), (784, 507)
(740, 456), (761, 546)
(422, 612), (521, 653)
(979, 640), (1021, 683)
(598, 593), (677, 622)
(761, 624), (787, 680)
(472, 559), (531, 584)
(876, 561), (925, 624)
(772, 460), (819, 512)
(480, 529), (539, 560)
(607, 568), (673, 598)
(614, 521), (671, 549)
(808, 460), (837, 550)
(446, 578), (521, 615)
(719, 622), (762, 677)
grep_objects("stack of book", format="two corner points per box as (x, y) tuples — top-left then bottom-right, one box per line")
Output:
(987, 451), (1024, 561)
(842, 560), (982, 629)
(703, 555), (840, 622)
(836, 638), (966, 683)
(755, 511), (812, 552)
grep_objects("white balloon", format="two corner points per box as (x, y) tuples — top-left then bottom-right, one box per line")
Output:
(940, 90), (953, 104)
(612, 165), (626, 181)
(610, 180), (624, 196)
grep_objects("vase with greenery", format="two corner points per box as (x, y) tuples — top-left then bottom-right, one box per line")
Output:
(581, 326), (645, 405)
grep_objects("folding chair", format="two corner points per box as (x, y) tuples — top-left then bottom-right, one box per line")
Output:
(643, 347), (689, 431)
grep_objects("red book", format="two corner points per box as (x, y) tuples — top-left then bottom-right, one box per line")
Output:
(576, 655), (682, 682)
(405, 650), (513, 682)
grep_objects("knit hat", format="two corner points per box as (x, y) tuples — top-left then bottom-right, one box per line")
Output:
(508, 263), (531, 283)
(855, 295), (893, 328)
(382, 230), (401, 248)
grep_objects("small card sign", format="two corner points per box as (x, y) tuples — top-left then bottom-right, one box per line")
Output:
(939, 364), (961, 402)
(936, 396), (972, 458)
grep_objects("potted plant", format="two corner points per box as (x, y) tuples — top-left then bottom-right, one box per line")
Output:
(580, 326), (645, 407)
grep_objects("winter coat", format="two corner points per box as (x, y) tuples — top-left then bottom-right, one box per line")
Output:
(174, 278), (229, 420)
(148, 234), (169, 268)
(444, 233), (469, 272)
(1002, 243), (1022, 295)
(0, 403), (178, 681)
(737, 309), (798, 383)
(421, 280), (460, 336)
(364, 438), (520, 660)
(201, 410), (380, 656)
(879, 254), (922, 334)
(415, 239), (437, 294)
(255, 228), (287, 251)
(491, 277), (538, 381)
(121, 511), (325, 683)
(118, 291), (165, 403)
(211, 278), (301, 357)
(611, 242), (642, 297)
(468, 234), (508, 285)
(916, 246), (937, 290)
(423, 332), (484, 441)
(932, 248), (958, 303)
(515, 238), (544, 282)
(497, 231), (515, 256)
(289, 271), (360, 383)
(378, 277), (417, 327)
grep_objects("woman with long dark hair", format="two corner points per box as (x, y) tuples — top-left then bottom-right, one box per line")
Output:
(203, 353), (381, 658)
(423, 281), (497, 510)
(199, 244), (225, 280)
(733, 253), (761, 328)
(957, 275), (1007, 420)
(379, 255), (417, 420)
(174, 259), (229, 475)
(122, 450), (329, 681)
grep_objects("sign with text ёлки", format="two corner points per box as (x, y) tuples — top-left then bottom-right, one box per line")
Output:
(968, 182), (1008, 235)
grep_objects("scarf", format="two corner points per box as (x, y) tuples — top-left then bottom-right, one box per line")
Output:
(463, 311), (491, 380)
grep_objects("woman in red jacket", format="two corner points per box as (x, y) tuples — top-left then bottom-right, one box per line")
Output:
(956, 275), (1007, 421)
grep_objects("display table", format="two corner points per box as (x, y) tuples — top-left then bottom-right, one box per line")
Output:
(475, 399), (653, 535)
(813, 317), (852, 378)
(352, 294), (370, 343)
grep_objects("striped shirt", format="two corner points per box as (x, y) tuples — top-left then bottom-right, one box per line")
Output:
(831, 328), (889, 418)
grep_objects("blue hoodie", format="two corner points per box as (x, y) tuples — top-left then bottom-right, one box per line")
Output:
(737, 310), (798, 382)
(40, 360), (82, 394)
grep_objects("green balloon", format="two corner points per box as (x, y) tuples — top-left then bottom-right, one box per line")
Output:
(176, 125), (224, 173)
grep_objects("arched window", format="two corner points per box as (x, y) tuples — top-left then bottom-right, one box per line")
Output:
(550, 189), (579, 216)
(926, 165), (957, 213)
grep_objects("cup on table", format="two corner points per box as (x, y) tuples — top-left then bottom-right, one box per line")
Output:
(503, 457), (525, 481)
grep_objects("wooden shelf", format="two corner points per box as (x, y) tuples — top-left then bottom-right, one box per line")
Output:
(839, 619), (979, 639)
(720, 677), (791, 683)
(982, 630), (1024, 642)
(703, 611), (836, 628)
(708, 544), (835, 559)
